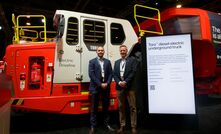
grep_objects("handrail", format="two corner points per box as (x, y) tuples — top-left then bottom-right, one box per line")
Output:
(19, 29), (38, 40)
(39, 31), (56, 41)
(134, 4), (163, 36)
(12, 14), (18, 44)
(13, 14), (47, 44)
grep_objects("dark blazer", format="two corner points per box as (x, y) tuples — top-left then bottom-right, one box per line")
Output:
(113, 57), (137, 90)
(88, 57), (113, 90)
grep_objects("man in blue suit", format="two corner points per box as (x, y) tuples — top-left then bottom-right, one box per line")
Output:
(88, 46), (114, 134)
(113, 45), (138, 134)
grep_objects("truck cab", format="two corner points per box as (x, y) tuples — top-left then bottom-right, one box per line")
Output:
(4, 10), (138, 114)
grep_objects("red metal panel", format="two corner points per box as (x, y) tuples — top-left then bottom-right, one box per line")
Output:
(5, 43), (55, 97)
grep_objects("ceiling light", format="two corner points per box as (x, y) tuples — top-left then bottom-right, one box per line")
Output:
(41, 18), (45, 23)
(0, 26), (2, 30)
(176, 4), (182, 8)
(26, 22), (31, 26)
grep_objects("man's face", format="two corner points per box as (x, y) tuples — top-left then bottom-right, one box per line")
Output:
(96, 47), (105, 58)
(120, 46), (128, 59)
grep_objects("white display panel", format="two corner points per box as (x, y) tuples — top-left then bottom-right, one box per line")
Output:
(146, 34), (196, 114)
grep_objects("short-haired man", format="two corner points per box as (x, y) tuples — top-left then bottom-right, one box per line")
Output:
(113, 45), (138, 134)
(88, 46), (114, 134)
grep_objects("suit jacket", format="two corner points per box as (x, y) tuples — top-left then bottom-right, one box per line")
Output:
(88, 57), (113, 90)
(113, 57), (137, 90)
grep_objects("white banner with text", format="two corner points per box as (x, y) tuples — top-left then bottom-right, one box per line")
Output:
(146, 34), (196, 114)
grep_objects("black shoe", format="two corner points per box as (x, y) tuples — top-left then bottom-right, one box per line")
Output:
(117, 126), (124, 133)
(89, 127), (95, 134)
(106, 124), (115, 132)
(131, 127), (137, 134)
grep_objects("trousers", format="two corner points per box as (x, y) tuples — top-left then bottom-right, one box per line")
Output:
(90, 87), (110, 127)
(116, 89), (137, 128)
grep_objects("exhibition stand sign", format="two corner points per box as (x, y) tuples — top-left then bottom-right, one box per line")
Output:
(145, 34), (196, 114)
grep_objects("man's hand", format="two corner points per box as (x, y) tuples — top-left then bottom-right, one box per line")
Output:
(101, 83), (108, 89)
(119, 81), (127, 88)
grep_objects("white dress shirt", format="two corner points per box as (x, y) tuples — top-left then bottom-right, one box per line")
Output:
(98, 57), (104, 78)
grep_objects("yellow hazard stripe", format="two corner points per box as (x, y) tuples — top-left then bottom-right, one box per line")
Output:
(80, 105), (102, 111)
(10, 99), (24, 105)
(81, 107), (89, 110)
(81, 91), (89, 95)
(17, 99), (24, 105)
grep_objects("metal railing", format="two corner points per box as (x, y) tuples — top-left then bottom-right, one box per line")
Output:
(134, 4), (163, 36)
(12, 14), (47, 44)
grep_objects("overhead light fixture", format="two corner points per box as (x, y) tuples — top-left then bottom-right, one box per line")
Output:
(0, 26), (2, 30)
(41, 18), (45, 23)
(26, 22), (31, 26)
(176, 4), (182, 8)
(26, 15), (31, 25)
(176, 0), (182, 8)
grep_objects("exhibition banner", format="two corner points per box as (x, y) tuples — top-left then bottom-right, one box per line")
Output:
(146, 34), (196, 114)
(208, 11), (221, 65)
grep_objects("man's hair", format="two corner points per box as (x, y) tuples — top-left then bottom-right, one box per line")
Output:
(96, 46), (104, 50)
(119, 45), (127, 49)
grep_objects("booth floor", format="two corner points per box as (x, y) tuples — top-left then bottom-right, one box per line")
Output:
(10, 95), (221, 134)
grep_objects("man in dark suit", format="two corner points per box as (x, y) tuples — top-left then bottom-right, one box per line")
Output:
(88, 46), (114, 134)
(113, 45), (138, 134)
